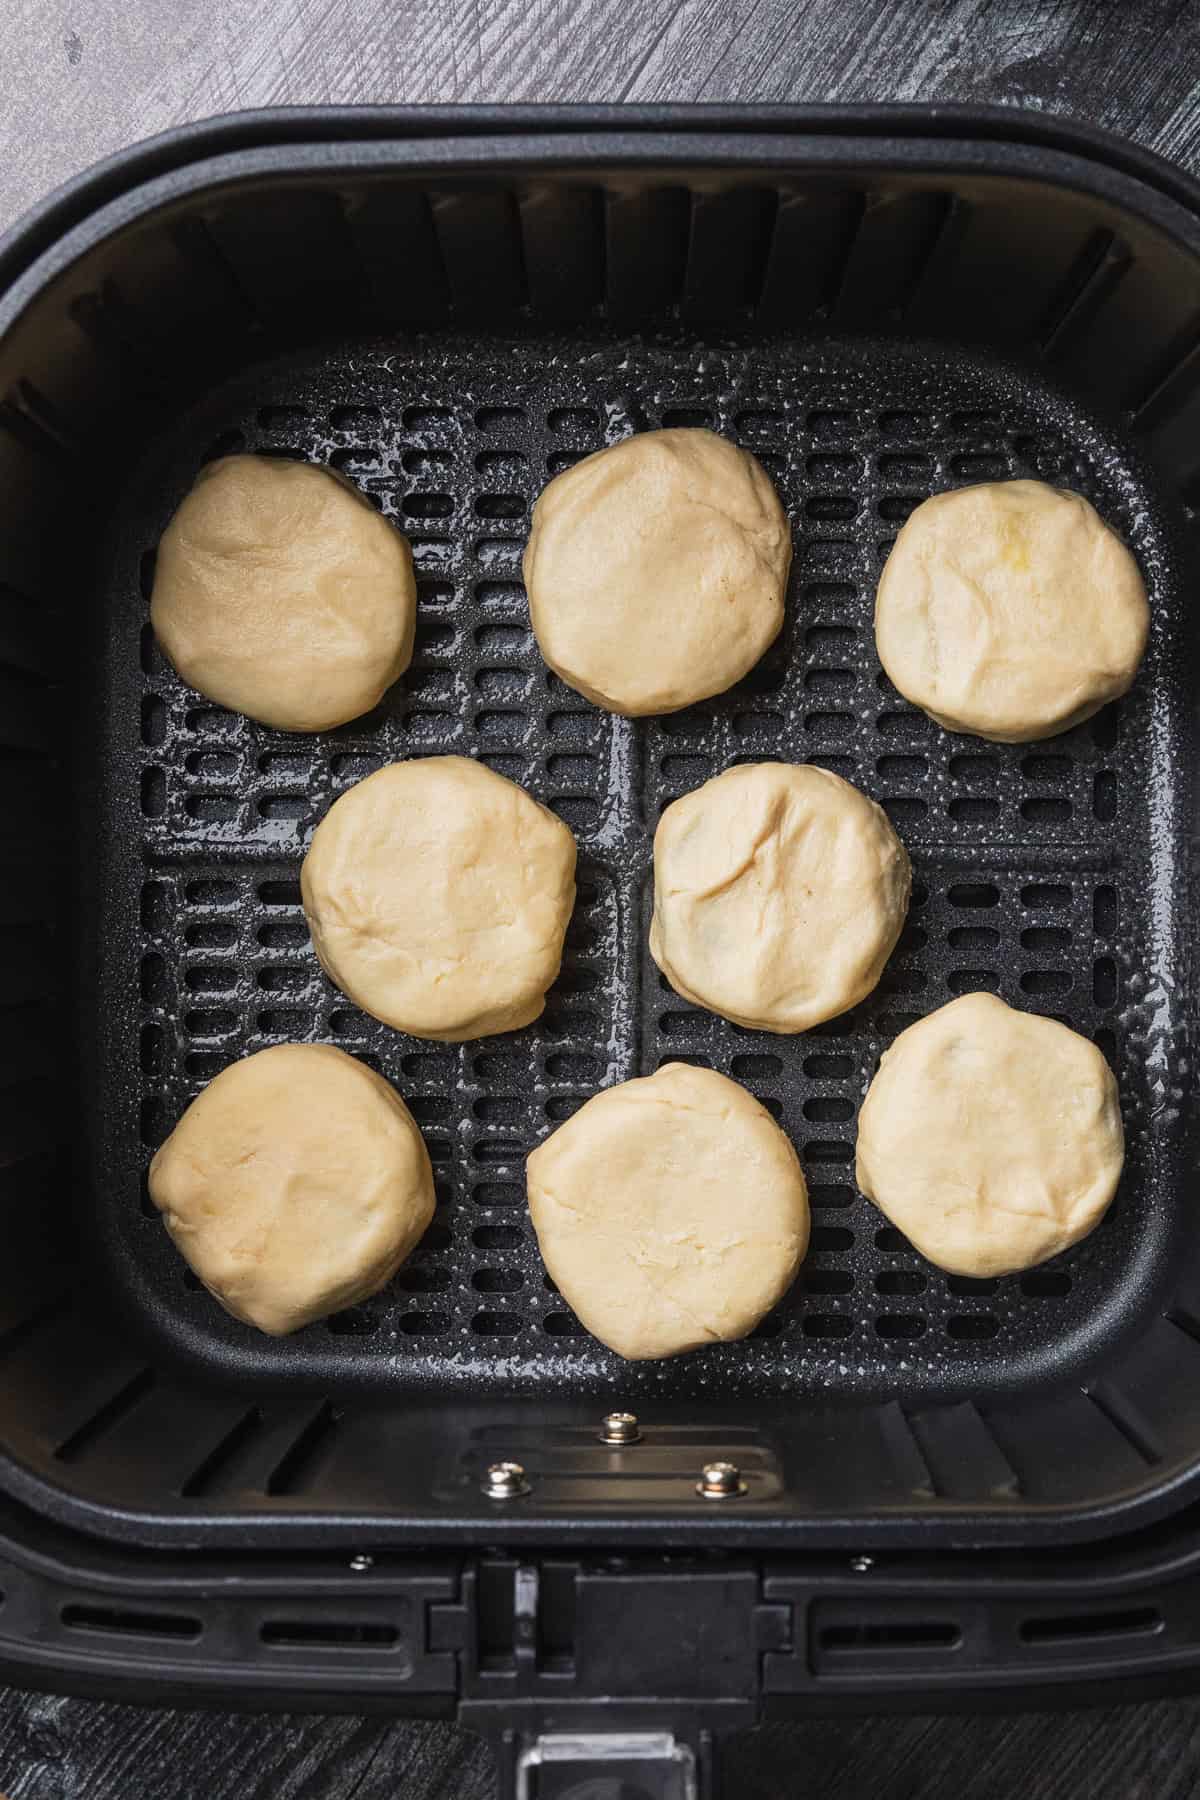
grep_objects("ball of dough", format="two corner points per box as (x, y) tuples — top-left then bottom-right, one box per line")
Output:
(148, 1044), (435, 1335)
(527, 1062), (809, 1360)
(302, 756), (577, 1041)
(523, 428), (791, 716)
(874, 480), (1148, 742)
(650, 761), (911, 1033)
(151, 454), (417, 731)
(856, 993), (1123, 1278)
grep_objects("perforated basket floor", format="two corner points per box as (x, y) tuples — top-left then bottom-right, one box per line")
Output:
(92, 328), (1189, 1406)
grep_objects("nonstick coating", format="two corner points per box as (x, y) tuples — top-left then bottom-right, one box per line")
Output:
(93, 325), (1191, 1406)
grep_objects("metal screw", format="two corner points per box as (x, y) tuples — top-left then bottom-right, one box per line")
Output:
(697, 1460), (746, 1499)
(600, 1410), (641, 1445)
(349, 1553), (374, 1573)
(483, 1460), (531, 1500)
(850, 1554), (875, 1574)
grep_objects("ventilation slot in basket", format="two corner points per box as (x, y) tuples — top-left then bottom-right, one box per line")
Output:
(265, 1402), (340, 1497)
(1019, 1607), (1161, 1646)
(259, 1619), (398, 1648)
(819, 1620), (960, 1652)
(60, 1604), (201, 1642)
(54, 1369), (156, 1464)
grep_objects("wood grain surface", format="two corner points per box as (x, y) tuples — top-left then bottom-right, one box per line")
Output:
(9, 1688), (1200, 1800)
(1, 0), (1200, 235)
(2, 0), (1200, 1793)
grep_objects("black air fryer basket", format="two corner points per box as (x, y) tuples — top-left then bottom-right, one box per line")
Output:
(1, 104), (1200, 1793)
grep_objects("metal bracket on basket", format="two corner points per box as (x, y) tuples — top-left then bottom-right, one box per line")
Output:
(512, 1730), (702, 1800)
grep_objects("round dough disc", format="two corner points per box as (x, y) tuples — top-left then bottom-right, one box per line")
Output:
(856, 992), (1123, 1277)
(527, 1061), (809, 1360)
(302, 755), (577, 1041)
(148, 1043), (435, 1335)
(874, 480), (1149, 742)
(523, 428), (791, 716)
(650, 761), (911, 1033)
(151, 454), (417, 731)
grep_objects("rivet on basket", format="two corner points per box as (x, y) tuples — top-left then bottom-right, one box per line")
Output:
(600, 1411), (641, 1445)
(696, 1460), (746, 1499)
(483, 1460), (532, 1500)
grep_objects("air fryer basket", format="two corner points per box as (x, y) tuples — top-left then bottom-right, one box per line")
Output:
(107, 333), (1185, 1432)
(0, 108), (1197, 1575)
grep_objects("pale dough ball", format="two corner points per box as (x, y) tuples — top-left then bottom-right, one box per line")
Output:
(527, 1062), (809, 1360)
(302, 755), (576, 1041)
(856, 992), (1123, 1278)
(151, 454), (417, 731)
(875, 480), (1148, 742)
(650, 761), (911, 1033)
(148, 1044), (435, 1335)
(523, 428), (791, 716)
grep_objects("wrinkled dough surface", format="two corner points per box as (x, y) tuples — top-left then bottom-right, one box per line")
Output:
(151, 454), (417, 731)
(874, 480), (1149, 742)
(523, 428), (791, 716)
(650, 762), (911, 1032)
(148, 1043), (435, 1335)
(856, 992), (1124, 1277)
(302, 756), (577, 1041)
(527, 1062), (809, 1360)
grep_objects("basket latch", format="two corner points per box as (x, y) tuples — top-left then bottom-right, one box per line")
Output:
(441, 1555), (790, 1797)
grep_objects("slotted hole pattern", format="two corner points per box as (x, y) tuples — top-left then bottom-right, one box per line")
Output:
(123, 335), (1164, 1401)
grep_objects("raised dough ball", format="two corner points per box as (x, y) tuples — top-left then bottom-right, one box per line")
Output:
(527, 1062), (809, 1360)
(856, 992), (1123, 1278)
(523, 428), (791, 716)
(151, 454), (417, 731)
(302, 756), (576, 1041)
(148, 1044), (435, 1335)
(874, 480), (1148, 742)
(650, 761), (911, 1033)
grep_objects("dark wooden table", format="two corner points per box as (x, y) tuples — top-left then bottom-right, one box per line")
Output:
(3, 0), (1200, 1792)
